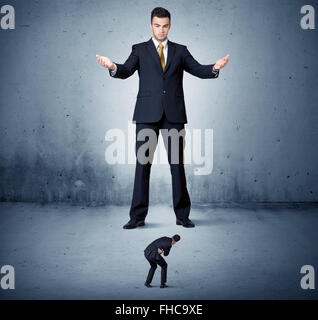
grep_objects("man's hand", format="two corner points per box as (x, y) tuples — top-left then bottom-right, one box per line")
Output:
(96, 54), (115, 70)
(158, 248), (163, 254)
(213, 54), (230, 71)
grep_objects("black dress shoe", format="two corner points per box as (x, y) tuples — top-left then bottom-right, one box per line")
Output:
(160, 284), (168, 288)
(144, 283), (152, 288)
(176, 218), (195, 228)
(123, 220), (145, 229)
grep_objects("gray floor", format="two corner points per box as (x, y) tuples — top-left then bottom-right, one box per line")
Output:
(0, 202), (318, 300)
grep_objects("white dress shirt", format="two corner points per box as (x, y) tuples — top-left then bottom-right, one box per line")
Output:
(151, 36), (168, 65)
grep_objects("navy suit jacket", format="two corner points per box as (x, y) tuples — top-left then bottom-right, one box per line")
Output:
(109, 38), (219, 124)
(144, 236), (172, 259)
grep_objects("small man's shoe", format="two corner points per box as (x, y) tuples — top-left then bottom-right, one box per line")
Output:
(160, 284), (168, 288)
(123, 220), (145, 229)
(176, 218), (195, 228)
(144, 283), (152, 288)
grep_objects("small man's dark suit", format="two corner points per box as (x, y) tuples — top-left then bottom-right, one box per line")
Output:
(144, 236), (172, 286)
(109, 38), (219, 228)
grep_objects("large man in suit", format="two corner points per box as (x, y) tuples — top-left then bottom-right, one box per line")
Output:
(96, 7), (229, 229)
(144, 234), (180, 288)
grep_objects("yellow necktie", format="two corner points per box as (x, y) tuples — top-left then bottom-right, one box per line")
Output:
(158, 43), (165, 71)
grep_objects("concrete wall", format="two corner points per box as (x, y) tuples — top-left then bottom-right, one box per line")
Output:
(0, 0), (317, 204)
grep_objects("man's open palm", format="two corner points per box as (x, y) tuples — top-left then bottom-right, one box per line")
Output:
(96, 54), (115, 70)
(214, 54), (230, 70)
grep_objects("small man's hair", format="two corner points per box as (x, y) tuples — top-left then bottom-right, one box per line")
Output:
(151, 7), (171, 23)
(172, 234), (181, 242)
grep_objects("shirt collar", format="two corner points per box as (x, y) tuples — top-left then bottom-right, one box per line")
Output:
(152, 36), (168, 49)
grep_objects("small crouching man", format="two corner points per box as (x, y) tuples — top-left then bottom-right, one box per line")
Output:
(144, 234), (180, 288)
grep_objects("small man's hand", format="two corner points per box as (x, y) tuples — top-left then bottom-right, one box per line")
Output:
(158, 248), (163, 254)
(96, 54), (115, 70)
(213, 54), (230, 71)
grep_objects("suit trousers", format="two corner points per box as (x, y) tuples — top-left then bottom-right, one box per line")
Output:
(145, 252), (167, 285)
(129, 111), (191, 222)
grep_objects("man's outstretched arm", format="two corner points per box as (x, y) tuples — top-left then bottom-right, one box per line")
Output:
(183, 46), (229, 79)
(96, 44), (139, 79)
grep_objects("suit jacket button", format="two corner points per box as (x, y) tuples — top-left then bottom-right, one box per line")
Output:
(163, 90), (166, 94)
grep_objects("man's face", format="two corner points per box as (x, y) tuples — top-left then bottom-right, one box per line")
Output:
(150, 16), (170, 41)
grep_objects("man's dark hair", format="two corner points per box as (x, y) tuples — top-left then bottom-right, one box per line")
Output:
(151, 7), (171, 23)
(172, 234), (181, 242)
